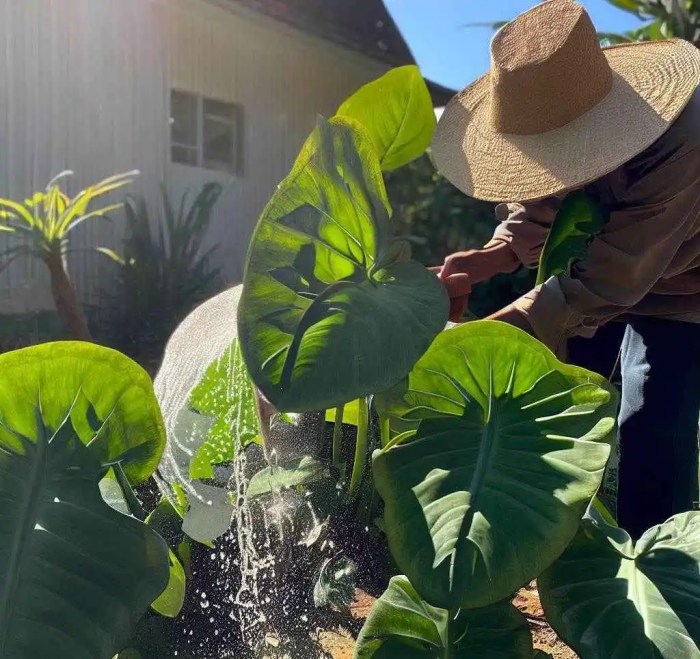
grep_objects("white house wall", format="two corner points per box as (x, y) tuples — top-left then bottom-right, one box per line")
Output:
(0, 0), (167, 314)
(0, 0), (388, 315)
(163, 0), (389, 283)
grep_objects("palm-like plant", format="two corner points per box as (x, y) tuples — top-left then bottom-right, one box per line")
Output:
(0, 170), (137, 340)
(102, 182), (224, 361)
(600, 0), (700, 46)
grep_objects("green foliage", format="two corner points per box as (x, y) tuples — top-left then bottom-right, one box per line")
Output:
(246, 455), (330, 499)
(325, 398), (361, 425)
(238, 117), (447, 412)
(0, 342), (170, 658)
(600, 0), (700, 46)
(150, 549), (186, 618)
(0, 170), (136, 263)
(188, 339), (260, 480)
(157, 335), (263, 544)
(146, 500), (187, 619)
(337, 65), (436, 172)
(374, 322), (617, 609)
(536, 191), (605, 286)
(104, 182), (223, 359)
(354, 576), (534, 659)
(384, 154), (495, 266)
(0, 170), (137, 339)
(384, 154), (536, 318)
(540, 509), (700, 658)
(0, 341), (165, 483)
(0, 311), (64, 352)
(468, 2), (700, 47)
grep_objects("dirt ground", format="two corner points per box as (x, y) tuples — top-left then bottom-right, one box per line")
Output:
(320, 584), (577, 659)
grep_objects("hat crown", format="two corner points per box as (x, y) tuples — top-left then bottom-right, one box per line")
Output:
(489, 0), (613, 135)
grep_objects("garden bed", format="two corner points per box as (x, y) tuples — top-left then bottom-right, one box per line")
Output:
(320, 585), (577, 659)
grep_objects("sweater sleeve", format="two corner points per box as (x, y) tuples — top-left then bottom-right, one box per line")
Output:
(490, 198), (560, 268)
(512, 143), (700, 352)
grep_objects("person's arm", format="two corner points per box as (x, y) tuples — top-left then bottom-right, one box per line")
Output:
(436, 200), (558, 322)
(437, 242), (519, 321)
(506, 139), (700, 352)
(487, 302), (535, 334)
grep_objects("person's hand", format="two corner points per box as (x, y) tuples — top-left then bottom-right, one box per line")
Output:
(440, 243), (520, 282)
(432, 243), (520, 322)
(429, 266), (471, 321)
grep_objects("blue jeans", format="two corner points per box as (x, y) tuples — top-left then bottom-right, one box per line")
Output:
(568, 317), (700, 539)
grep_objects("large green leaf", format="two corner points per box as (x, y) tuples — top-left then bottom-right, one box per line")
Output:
(325, 399), (360, 425)
(170, 409), (232, 545)
(373, 321), (617, 609)
(150, 550), (186, 618)
(0, 342), (165, 483)
(536, 191), (605, 286)
(354, 575), (534, 658)
(188, 339), (260, 480)
(539, 509), (700, 658)
(97, 477), (184, 618)
(336, 65), (436, 172)
(246, 455), (330, 499)
(239, 117), (448, 412)
(0, 403), (169, 657)
(146, 499), (187, 619)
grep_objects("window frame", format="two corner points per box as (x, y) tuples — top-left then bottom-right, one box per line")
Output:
(169, 89), (242, 176)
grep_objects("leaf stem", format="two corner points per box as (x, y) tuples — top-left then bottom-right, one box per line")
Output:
(332, 403), (345, 470)
(114, 464), (147, 522)
(348, 397), (370, 499)
(445, 609), (458, 659)
(379, 415), (391, 448)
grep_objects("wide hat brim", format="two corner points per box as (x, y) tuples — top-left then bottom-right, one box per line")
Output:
(432, 39), (700, 203)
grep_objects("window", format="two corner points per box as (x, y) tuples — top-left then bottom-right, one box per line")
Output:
(170, 90), (242, 174)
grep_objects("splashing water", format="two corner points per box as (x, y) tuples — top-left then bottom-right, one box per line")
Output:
(154, 286), (343, 658)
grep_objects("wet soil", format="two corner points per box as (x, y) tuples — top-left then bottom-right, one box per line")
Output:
(321, 583), (578, 659)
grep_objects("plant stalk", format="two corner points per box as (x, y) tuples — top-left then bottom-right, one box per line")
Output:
(43, 247), (92, 341)
(444, 609), (458, 659)
(113, 464), (147, 522)
(332, 403), (345, 470)
(379, 416), (391, 448)
(348, 397), (370, 499)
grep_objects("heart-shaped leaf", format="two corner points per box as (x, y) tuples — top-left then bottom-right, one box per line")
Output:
(540, 509), (700, 658)
(246, 455), (330, 499)
(373, 321), (617, 609)
(188, 339), (261, 480)
(336, 65), (436, 171)
(536, 191), (605, 286)
(239, 117), (448, 412)
(354, 575), (534, 658)
(0, 346), (169, 658)
(0, 342), (165, 483)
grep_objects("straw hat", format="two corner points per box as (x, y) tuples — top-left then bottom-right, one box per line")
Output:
(432, 0), (700, 202)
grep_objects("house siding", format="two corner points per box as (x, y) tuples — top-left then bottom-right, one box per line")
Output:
(0, 0), (388, 315)
(0, 0), (168, 313)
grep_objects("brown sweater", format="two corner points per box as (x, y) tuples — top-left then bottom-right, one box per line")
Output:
(492, 86), (700, 351)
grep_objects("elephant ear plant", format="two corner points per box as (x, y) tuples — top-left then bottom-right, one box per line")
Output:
(239, 64), (446, 495)
(0, 342), (174, 659)
(238, 64), (700, 657)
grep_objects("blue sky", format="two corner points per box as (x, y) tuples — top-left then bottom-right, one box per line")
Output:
(384, 0), (644, 89)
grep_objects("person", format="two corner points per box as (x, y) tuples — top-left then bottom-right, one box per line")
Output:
(431, 0), (700, 539)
